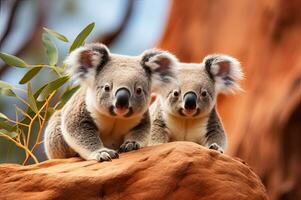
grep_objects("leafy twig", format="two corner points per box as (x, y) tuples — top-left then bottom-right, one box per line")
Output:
(23, 91), (55, 165)
(0, 133), (38, 163)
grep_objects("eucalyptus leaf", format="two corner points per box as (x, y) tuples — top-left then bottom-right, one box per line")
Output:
(42, 33), (58, 66)
(55, 85), (80, 109)
(36, 100), (46, 110)
(38, 76), (70, 101)
(0, 120), (14, 131)
(33, 84), (48, 99)
(61, 85), (80, 104)
(0, 80), (13, 89)
(0, 113), (8, 120)
(0, 88), (16, 97)
(19, 67), (42, 84)
(69, 22), (95, 53)
(45, 108), (55, 120)
(43, 27), (69, 42)
(27, 82), (38, 112)
(15, 114), (31, 128)
(0, 53), (27, 68)
(0, 129), (17, 138)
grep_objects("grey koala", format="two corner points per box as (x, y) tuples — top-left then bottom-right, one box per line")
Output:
(44, 43), (178, 161)
(149, 54), (243, 153)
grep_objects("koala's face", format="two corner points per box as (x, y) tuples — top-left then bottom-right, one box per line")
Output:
(163, 55), (243, 118)
(65, 43), (177, 118)
(91, 57), (151, 118)
(164, 64), (216, 118)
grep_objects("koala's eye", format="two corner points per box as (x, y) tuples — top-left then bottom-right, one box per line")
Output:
(104, 84), (111, 92)
(135, 87), (142, 95)
(173, 90), (179, 97)
(201, 89), (207, 97)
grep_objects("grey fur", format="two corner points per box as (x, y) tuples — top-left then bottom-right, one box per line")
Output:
(44, 111), (77, 158)
(149, 102), (170, 144)
(44, 43), (178, 161)
(205, 108), (226, 153)
(150, 54), (243, 153)
(120, 111), (151, 152)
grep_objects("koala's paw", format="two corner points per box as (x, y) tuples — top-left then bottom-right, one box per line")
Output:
(209, 143), (224, 153)
(89, 148), (119, 162)
(119, 141), (140, 153)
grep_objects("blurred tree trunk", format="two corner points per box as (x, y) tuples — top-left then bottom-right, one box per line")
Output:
(158, 0), (301, 199)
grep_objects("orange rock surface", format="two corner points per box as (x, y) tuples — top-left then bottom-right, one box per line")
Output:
(0, 142), (268, 200)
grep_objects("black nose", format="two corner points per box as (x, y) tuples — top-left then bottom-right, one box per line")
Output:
(115, 88), (130, 109)
(184, 92), (197, 110)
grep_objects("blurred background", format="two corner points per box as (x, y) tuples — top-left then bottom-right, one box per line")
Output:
(0, 0), (300, 199)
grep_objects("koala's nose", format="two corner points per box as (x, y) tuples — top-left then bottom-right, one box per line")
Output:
(115, 88), (130, 109)
(184, 92), (197, 110)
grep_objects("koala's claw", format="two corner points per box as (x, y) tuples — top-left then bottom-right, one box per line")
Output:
(209, 143), (224, 153)
(119, 141), (140, 153)
(90, 148), (119, 162)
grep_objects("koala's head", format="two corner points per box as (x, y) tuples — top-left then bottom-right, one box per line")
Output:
(162, 54), (243, 118)
(65, 43), (177, 118)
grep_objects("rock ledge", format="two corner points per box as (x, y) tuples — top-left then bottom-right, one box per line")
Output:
(0, 142), (268, 200)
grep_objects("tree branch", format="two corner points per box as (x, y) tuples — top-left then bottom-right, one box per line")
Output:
(0, 0), (22, 47)
(95, 0), (135, 45)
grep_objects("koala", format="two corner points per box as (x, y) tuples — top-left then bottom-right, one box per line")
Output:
(44, 43), (178, 161)
(149, 54), (243, 153)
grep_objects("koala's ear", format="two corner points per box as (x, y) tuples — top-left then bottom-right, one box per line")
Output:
(203, 54), (243, 94)
(141, 49), (178, 94)
(64, 43), (110, 81)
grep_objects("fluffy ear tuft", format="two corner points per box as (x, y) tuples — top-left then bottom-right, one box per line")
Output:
(203, 54), (244, 94)
(64, 43), (110, 82)
(141, 49), (178, 94)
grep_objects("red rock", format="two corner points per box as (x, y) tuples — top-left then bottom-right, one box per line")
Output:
(0, 142), (268, 200)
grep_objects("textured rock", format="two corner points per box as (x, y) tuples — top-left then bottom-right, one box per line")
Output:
(0, 142), (267, 200)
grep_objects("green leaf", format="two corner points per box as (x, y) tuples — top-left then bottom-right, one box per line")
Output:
(14, 115), (31, 130)
(0, 120), (14, 131)
(69, 22), (95, 53)
(27, 82), (38, 113)
(19, 67), (42, 84)
(0, 113), (8, 120)
(0, 53), (27, 68)
(43, 27), (69, 42)
(0, 129), (17, 138)
(61, 85), (80, 103)
(55, 85), (80, 109)
(38, 76), (70, 101)
(0, 81), (16, 96)
(33, 84), (47, 99)
(0, 80), (13, 89)
(42, 33), (58, 66)
(45, 108), (55, 120)
(0, 88), (16, 97)
(47, 65), (64, 75)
